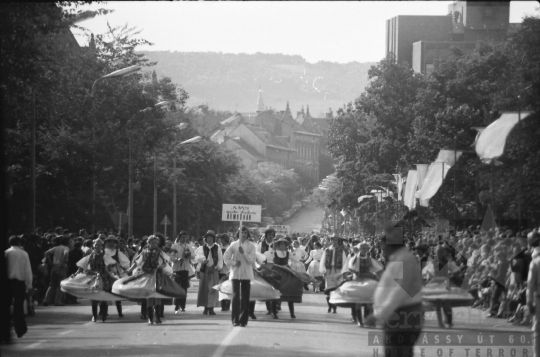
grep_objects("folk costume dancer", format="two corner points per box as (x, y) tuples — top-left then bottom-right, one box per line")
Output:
(290, 240), (308, 273)
(223, 226), (257, 327)
(365, 228), (423, 357)
(135, 235), (168, 324)
(304, 242), (324, 292)
(218, 233), (231, 312)
(75, 238), (116, 322)
(171, 231), (195, 313)
(266, 237), (300, 319)
(103, 235), (130, 318)
(423, 244), (463, 328)
(320, 234), (350, 313)
(348, 241), (383, 327)
(526, 232), (540, 357)
(257, 227), (276, 315)
(196, 230), (223, 315)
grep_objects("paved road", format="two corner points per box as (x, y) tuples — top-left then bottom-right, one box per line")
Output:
(284, 204), (324, 233)
(3, 280), (533, 357)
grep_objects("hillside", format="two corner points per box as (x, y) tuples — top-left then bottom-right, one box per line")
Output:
(141, 51), (376, 116)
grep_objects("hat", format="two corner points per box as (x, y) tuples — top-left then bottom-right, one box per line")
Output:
(358, 241), (370, 249)
(104, 235), (118, 243)
(265, 227), (276, 234)
(274, 237), (291, 245)
(330, 234), (346, 241)
(205, 230), (216, 239)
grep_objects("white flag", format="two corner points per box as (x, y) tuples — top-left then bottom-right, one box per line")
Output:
(403, 170), (418, 210)
(416, 164), (430, 206)
(476, 112), (533, 163)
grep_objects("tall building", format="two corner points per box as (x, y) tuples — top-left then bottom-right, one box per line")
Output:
(211, 93), (333, 183)
(386, 1), (513, 74)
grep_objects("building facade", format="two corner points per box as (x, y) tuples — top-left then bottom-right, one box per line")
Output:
(211, 90), (332, 184)
(386, 1), (514, 75)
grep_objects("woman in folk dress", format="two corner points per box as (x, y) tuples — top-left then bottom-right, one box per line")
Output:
(289, 240), (308, 273)
(304, 242), (324, 292)
(196, 230), (223, 315)
(74, 238), (116, 322)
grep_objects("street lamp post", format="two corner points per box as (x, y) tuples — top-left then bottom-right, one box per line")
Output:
(91, 65), (141, 235)
(173, 135), (202, 239)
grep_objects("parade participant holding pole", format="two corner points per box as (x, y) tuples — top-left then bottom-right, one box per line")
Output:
(319, 233), (350, 313)
(365, 226), (423, 357)
(171, 230), (195, 313)
(196, 230), (223, 315)
(218, 233), (232, 312)
(257, 227), (276, 315)
(223, 226), (257, 327)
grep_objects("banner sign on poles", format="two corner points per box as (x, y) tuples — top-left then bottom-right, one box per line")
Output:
(267, 225), (290, 236)
(222, 204), (261, 222)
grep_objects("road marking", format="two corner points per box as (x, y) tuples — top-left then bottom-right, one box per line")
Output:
(58, 329), (73, 336)
(211, 327), (241, 357)
(26, 339), (47, 349)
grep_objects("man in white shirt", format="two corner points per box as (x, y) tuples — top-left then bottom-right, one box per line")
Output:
(6, 235), (32, 338)
(171, 230), (195, 313)
(223, 226), (257, 327)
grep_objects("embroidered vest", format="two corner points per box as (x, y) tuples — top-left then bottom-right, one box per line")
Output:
(274, 251), (289, 266)
(325, 246), (344, 270)
(358, 255), (372, 274)
(261, 240), (272, 254)
(89, 251), (107, 274)
(141, 248), (161, 274)
(200, 244), (219, 273)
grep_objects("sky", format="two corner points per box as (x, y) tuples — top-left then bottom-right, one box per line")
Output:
(72, 1), (540, 64)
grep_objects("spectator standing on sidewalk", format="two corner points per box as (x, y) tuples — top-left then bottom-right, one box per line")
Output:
(527, 232), (540, 357)
(6, 235), (33, 338)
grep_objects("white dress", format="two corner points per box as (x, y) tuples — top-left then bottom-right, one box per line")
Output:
(289, 248), (307, 273)
(306, 249), (323, 277)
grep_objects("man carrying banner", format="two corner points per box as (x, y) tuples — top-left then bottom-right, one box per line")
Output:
(223, 226), (257, 327)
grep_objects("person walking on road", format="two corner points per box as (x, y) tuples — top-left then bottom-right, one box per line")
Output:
(223, 226), (257, 327)
(319, 234), (350, 313)
(196, 230), (223, 315)
(43, 236), (69, 306)
(365, 226), (423, 357)
(171, 231), (195, 313)
(6, 235), (33, 338)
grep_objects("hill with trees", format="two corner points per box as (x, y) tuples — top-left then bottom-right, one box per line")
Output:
(141, 51), (375, 116)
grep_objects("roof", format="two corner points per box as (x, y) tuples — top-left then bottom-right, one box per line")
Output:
(226, 136), (265, 160)
(220, 113), (243, 126)
(244, 124), (291, 149)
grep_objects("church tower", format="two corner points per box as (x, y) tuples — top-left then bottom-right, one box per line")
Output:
(256, 89), (265, 113)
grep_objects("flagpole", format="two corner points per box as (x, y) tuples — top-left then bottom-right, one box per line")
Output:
(517, 96), (522, 230)
(454, 137), (457, 233)
(490, 160), (495, 217)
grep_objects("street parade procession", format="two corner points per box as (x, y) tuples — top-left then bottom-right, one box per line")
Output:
(2, 1), (540, 357)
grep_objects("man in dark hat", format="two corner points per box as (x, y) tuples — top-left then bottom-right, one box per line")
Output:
(365, 226), (423, 357)
(320, 233), (349, 313)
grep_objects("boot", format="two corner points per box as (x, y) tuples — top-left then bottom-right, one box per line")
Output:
(221, 300), (228, 312)
(158, 305), (164, 319)
(209, 308), (216, 316)
(203, 307), (208, 315)
(272, 302), (279, 319)
(140, 304), (147, 320)
(326, 296), (332, 313)
(155, 307), (162, 324)
(351, 307), (357, 323)
(101, 304), (108, 322)
(356, 307), (364, 327)
(92, 304), (98, 322)
(436, 309), (445, 329)
(289, 302), (296, 319)
(147, 306), (154, 324)
(116, 301), (124, 318)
